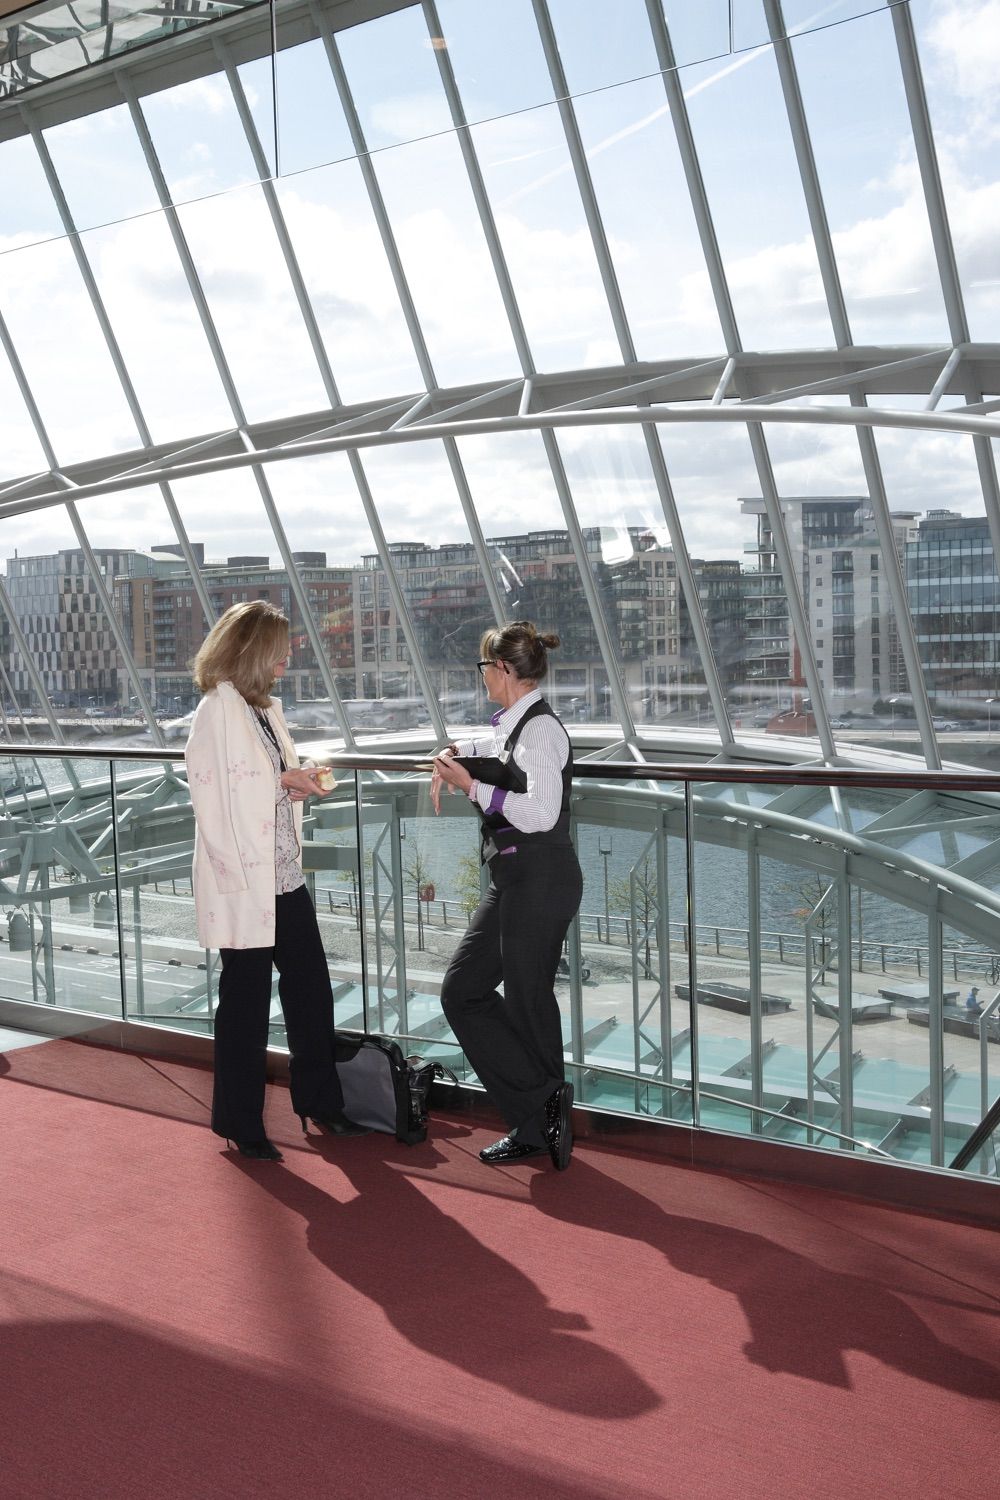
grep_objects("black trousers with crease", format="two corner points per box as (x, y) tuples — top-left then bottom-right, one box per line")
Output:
(211, 883), (344, 1141)
(440, 843), (583, 1145)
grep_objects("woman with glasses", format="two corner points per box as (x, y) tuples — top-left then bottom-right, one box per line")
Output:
(186, 601), (368, 1161)
(431, 620), (582, 1170)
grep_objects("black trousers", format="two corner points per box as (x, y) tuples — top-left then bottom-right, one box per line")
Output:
(440, 843), (583, 1145)
(211, 883), (344, 1141)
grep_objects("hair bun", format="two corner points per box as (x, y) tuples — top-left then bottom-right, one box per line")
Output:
(539, 631), (560, 650)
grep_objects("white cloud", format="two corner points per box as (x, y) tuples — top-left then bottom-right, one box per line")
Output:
(370, 94), (452, 144)
(924, 0), (1000, 111)
(156, 77), (233, 116)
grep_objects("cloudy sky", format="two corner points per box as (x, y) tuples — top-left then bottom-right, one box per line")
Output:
(0, 0), (997, 576)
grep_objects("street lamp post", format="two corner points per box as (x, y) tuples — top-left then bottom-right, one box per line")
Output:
(598, 834), (613, 943)
(988, 698), (997, 735)
(889, 696), (899, 736)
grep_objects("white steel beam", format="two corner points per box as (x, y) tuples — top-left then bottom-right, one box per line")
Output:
(740, 348), (952, 406)
(2, 401), (998, 517)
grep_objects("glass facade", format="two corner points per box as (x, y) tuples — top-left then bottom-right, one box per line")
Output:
(0, 0), (997, 766)
(1, 1), (999, 1177)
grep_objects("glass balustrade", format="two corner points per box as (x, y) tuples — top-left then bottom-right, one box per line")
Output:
(2, 743), (999, 1181)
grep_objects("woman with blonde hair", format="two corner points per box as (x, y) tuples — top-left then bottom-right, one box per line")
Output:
(186, 600), (366, 1161)
(431, 620), (582, 1170)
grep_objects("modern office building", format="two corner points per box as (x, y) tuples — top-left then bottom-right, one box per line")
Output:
(6, 545), (157, 708)
(907, 509), (1000, 705)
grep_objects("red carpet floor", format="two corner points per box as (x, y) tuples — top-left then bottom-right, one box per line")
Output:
(1, 1038), (998, 1500)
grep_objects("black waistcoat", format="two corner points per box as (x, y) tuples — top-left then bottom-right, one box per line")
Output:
(457, 698), (573, 862)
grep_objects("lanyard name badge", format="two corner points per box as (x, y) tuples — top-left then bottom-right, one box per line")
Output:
(255, 709), (286, 772)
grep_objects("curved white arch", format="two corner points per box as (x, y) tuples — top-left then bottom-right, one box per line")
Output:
(2, 398), (998, 513)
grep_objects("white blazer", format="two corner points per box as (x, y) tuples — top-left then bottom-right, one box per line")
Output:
(185, 681), (302, 950)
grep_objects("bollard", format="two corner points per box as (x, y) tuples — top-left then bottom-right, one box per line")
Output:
(68, 883), (90, 915)
(7, 910), (31, 951)
(94, 891), (115, 928)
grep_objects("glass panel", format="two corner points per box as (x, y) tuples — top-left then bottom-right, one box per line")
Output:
(657, 422), (760, 737)
(910, 0), (1000, 342)
(349, 441), (487, 731)
(659, 1), (732, 66)
(0, 360), (48, 483)
(2, 515), (155, 733)
(236, 53), (279, 180)
(355, 766), (476, 1066)
(453, 429), (611, 728)
(40, 103), (161, 233)
(686, 772), (996, 1166)
(139, 65), (267, 203)
(554, 425), (713, 728)
(0, 749), (123, 1017)
(0, 235), (141, 463)
(549, 0), (687, 92)
(339, 127), (520, 387)
(72, 212), (234, 444)
(566, 75), (724, 359)
(272, 157), (424, 403)
(870, 404), (997, 747)
(334, 2), (456, 152)
(260, 453), (379, 723)
(113, 757), (205, 1032)
(433, 0), (558, 122)
(677, 32), (834, 349)
(572, 775), (693, 1125)
(304, 771), (368, 1037)
(272, 20), (355, 177)
(0, 133), (65, 242)
(166, 469), (296, 717)
(174, 182), (331, 423)
(72, 490), (206, 730)
(777, 1), (907, 40)
(468, 101), (621, 370)
(791, 5), (950, 343)
(730, 0), (904, 52)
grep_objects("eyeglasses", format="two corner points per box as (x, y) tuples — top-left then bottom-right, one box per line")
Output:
(477, 659), (504, 679)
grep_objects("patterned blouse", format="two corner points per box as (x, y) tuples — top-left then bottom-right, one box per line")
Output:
(245, 701), (304, 895)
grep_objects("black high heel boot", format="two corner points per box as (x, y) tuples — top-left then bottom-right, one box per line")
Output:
(227, 1137), (284, 1161)
(298, 1112), (371, 1138)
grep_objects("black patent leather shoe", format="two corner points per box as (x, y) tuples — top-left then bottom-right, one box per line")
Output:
(301, 1112), (372, 1138)
(229, 1137), (283, 1162)
(478, 1134), (548, 1166)
(544, 1082), (574, 1171)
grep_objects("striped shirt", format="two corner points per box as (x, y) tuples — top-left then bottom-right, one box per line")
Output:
(456, 689), (569, 834)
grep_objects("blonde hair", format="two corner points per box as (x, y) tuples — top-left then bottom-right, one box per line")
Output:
(479, 619), (560, 683)
(192, 601), (289, 707)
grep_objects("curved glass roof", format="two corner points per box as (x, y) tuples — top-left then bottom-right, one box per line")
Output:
(0, 0), (998, 768)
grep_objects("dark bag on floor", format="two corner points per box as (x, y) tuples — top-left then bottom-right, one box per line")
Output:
(334, 1031), (456, 1145)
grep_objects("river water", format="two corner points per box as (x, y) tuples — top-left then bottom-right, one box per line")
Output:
(5, 745), (969, 957)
